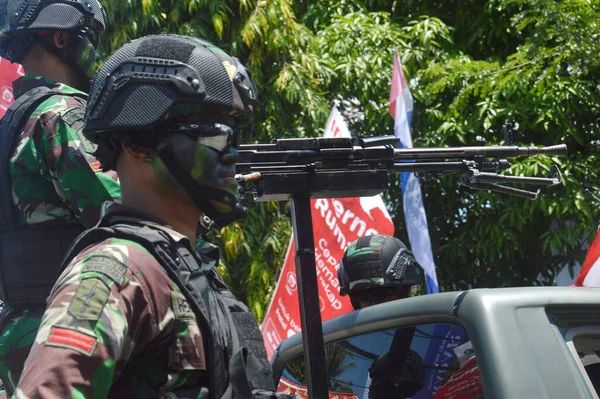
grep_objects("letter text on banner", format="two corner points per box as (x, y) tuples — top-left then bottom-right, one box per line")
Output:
(261, 107), (394, 359)
(0, 58), (25, 118)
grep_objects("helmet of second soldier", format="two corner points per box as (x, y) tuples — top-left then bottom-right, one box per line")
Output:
(0, 0), (105, 80)
(338, 235), (421, 309)
(83, 34), (259, 220)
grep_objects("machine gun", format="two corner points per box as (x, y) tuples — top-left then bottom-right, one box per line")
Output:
(237, 135), (566, 201)
(235, 136), (567, 399)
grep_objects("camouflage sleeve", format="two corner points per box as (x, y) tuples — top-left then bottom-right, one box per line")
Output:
(13, 239), (207, 399)
(12, 241), (154, 399)
(38, 102), (120, 227)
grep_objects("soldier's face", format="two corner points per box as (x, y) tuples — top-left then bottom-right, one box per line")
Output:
(156, 122), (240, 214)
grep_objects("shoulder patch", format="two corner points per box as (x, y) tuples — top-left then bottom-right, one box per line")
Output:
(62, 107), (85, 126)
(68, 277), (110, 321)
(170, 291), (195, 320)
(82, 256), (126, 286)
(46, 326), (97, 356)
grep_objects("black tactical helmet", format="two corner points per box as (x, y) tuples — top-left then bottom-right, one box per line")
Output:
(0, 0), (105, 63)
(83, 34), (259, 219)
(338, 235), (420, 299)
(84, 34), (258, 139)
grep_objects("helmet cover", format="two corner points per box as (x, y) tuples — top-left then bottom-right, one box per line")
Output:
(0, 0), (105, 63)
(84, 34), (258, 141)
(338, 234), (421, 296)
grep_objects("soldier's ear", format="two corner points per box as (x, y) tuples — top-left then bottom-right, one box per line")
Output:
(52, 32), (70, 50)
(121, 143), (154, 162)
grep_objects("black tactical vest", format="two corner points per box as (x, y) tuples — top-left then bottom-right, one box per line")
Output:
(62, 209), (286, 399)
(0, 87), (86, 308)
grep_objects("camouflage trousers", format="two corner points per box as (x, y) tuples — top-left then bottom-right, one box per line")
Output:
(0, 308), (44, 396)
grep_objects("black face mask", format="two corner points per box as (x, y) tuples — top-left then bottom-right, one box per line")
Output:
(66, 29), (100, 91)
(35, 29), (99, 92)
(157, 123), (242, 219)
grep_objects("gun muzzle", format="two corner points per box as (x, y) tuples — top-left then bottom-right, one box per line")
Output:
(527, 144), (568, 156)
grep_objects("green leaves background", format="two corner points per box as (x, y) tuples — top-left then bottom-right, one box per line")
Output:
(99, 0), (600, 320)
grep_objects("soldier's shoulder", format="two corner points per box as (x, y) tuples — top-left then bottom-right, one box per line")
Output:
(75, 237), (158, 266)
(70, 237), (167, 284)
(33, 92), (87, 121)
(18, 83), (87, 129)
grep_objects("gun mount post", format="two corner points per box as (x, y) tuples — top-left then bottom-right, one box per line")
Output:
(291, 194), (329, 399)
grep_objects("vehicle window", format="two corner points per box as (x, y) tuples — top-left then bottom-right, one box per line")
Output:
(561, 328), (600, 396)
(277, 323), (485, 399)
(548, 308), (600, 397)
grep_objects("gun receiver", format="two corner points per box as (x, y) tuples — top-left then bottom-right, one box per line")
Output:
(237, 135), (567, 201)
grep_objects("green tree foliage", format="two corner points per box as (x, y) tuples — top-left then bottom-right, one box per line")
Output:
(410, 0), (600, 288)
(99, 0), (600, 319)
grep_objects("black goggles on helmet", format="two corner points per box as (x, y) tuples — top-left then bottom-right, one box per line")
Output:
(82, 28), (99, 49)
(165, 122), (240, 152)
(79, 18), (103, 47)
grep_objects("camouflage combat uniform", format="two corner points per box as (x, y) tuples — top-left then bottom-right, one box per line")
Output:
(14, 202), (209, 399)
(0, 75), (121, 394)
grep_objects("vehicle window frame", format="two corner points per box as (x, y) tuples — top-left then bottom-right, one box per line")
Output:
(562, 326), (600, 399)
(272, 307), (460, 383)
(277, 321), (476, 399)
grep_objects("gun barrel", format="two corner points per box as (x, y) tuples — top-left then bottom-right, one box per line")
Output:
(392, 144), (568, 160)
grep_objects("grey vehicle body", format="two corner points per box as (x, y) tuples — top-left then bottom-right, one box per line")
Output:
(272, 287), (600, 399)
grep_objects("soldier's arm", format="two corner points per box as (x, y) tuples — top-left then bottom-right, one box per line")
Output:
(13, 245), (153, 399)
(40, 104), (120, 227)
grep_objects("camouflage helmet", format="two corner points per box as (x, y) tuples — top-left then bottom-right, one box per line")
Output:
(83, 34), (259, 140)
(83, 34), (258, 220)
(0, 0), (105, 63)
(338, 235), (420, 296)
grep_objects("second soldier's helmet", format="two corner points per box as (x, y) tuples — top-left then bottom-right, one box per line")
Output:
(0, 0), (105, 66)
(338, 235), (420, 298)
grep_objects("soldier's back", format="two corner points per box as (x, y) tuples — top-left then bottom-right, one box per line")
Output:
(0, 75), (120, 394)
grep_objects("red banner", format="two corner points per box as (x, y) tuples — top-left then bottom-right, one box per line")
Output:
(277, 376), (359, 399)
(261, 107), (395, 359)
(433, 356), (483, 399)
(0, 58), (25, 118)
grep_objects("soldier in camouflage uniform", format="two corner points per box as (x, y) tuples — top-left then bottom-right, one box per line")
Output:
(14, 34), (283, 399)
(338, 235), (421, 310)
(0, 0), (118, 395)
